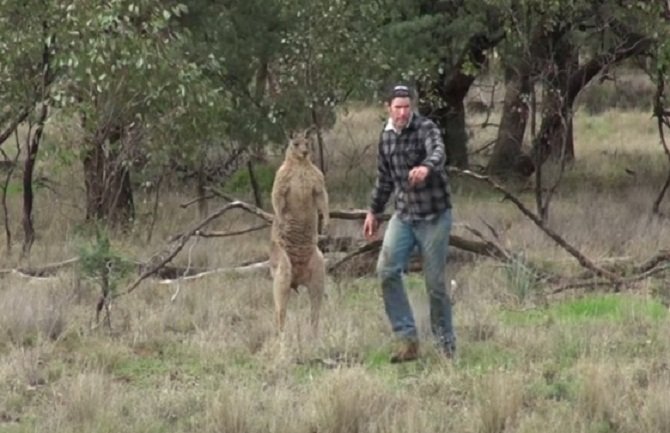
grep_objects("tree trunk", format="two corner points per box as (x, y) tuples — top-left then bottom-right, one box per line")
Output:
(487, 66), (532, 177)
(22, 24), (51, 257)
(531, 29), (651, 165)
(2, 133), (20, 256)
(196, 169), (209, 220)
(534, 32), (576, 163)
(82, 130), (135, 228)
(105, 167), (134, 226)
(83, 136), (104, 221)
(310, 106), (326, 174)
(247, 160), (263, 209)
(419, 32), (504, 168)
(22, 102), (49, 256)
(22, 128), (37, 257)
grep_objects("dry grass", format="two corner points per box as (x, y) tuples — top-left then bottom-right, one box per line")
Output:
(322, 104), (383, 207)
(1, 106), (670, 432)
(477, 371), (525, 433)
(1, 264), (669, 432)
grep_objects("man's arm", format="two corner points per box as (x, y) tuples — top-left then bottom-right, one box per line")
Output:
(370, 135), (393, 216)
(420, 121), (446, 171)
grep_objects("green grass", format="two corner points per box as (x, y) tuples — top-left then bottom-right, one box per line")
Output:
(459, 341), (519, 371)
(528, 372), (578, 402)
(552, 295), (666, 321)
(363, 346), (392, 370)
(113, 355), (175, 385)
(501, 294), (668, 326)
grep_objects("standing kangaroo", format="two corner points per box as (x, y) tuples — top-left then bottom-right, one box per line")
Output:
(269, 128), (329, 333)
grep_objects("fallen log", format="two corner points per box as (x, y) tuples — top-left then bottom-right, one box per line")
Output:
(326, 233), (511, 274)
(328, 210), (390, 221)
(6, 195), (669, 298)
(448, 167), (623, 284)
(157, 260), (271, 284)
(117, 200), (258, 298)
(0, 257), (79, 278)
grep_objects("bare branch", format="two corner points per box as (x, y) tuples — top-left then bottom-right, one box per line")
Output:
(0, 257), (79, 277)
(326, 230), (516, 274)
(634, 250), (670, 273)
(183, 224), (269, 240)
(550, 263), (670, 296)
(463, 224), (513, 262)
(549, 278), (613, 295)
(327, 239), (381, 273)
(469, 138), (497, 156)
(115, 201), (260, 298)
(448, 167), (623, 283)
(329, 209), (391, 221)
(0, 107), (30, 148)
(158, 260), (270, 284)
(180, 193), (218, 209)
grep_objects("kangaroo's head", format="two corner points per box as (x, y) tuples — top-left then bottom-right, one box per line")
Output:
(286, 128), (315, 162)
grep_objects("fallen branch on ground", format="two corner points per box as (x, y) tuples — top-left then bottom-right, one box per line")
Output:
(448, 167), (623, 284)
(7, 194), (670, 299)
(0, 257), (79, 277)
(549, 259), (670, 296)
(169, 223), (269, 242)
(157, 260), (270, 284)
(328, 210), (390, 221)
(326, 232), (513, 274)
(115, 200), (260, 298)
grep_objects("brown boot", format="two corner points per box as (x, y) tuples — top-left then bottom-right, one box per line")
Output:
(441, 346), (455, 360)
(390, 340), (419, 363)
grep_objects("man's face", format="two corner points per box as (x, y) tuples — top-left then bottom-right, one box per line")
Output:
(387, 96), (412, 130)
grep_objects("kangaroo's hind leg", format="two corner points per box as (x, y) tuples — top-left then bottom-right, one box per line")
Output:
(304, 248), (326, 335)
(270, 243), (293, 333)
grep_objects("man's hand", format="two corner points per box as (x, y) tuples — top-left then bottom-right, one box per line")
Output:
(408, 165), (429, 187)
(363, 212), (379, 242)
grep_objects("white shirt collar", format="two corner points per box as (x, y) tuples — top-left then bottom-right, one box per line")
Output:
(384, 113), (414, 134)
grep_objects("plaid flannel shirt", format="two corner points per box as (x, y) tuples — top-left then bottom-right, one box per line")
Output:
(370, 113), (451, 221)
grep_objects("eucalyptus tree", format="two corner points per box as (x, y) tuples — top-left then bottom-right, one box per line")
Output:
(0, 0), (43, 146)
(178, 0), (385, 195)
(371, 0), (505, 168)
(173, 0), (285, 212)
(0, 0), (59, 254)
(50, 1), (227, 226)
(0, 0), (233, 242)
(488, 0), (658, 178)
(271, 0), (386, 174)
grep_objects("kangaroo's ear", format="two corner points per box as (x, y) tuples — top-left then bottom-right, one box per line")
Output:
(304, 125), (317, 138)
(285, 128), (297, 142)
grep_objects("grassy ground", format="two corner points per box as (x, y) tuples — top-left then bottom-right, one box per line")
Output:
(1, 107), (670, 432)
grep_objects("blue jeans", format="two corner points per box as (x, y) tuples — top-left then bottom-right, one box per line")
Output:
(376, 208), (455, 352)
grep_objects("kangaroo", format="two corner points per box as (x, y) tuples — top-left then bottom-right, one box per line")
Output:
(269, 128), (329, 333)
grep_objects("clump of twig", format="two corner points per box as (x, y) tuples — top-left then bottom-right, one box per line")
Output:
(78, 227), (133, 329)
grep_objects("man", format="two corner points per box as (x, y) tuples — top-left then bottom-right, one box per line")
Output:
(363, 83), (455, 363)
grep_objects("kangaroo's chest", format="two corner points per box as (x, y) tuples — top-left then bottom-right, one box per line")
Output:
(286, 171), (317, 202)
